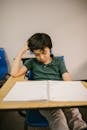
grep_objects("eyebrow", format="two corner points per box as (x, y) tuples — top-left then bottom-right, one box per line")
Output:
(34, 48), (48, 54)
(34, 51), (41, 55)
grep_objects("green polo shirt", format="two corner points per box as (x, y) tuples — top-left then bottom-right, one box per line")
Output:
(24, 57), (67, 80)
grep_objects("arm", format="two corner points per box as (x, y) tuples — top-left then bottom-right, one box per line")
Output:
(58, 58), (72, 81)
(11, 43), (29, 77)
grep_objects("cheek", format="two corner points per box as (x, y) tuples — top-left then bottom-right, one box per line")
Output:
(43, 55), (50, 61)
(35, 56), (42, 61)
(46, 52), (51, 57)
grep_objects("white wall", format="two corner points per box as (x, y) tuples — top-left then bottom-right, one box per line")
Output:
(0, 0), (87, 80)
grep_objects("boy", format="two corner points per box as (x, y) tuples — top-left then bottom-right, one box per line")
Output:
(11, 33), (87, 130)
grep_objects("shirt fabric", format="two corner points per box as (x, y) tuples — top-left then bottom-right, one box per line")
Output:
(24, 57), (67, 80)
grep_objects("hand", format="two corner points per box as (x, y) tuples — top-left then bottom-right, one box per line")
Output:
(19, 42), (29, 55)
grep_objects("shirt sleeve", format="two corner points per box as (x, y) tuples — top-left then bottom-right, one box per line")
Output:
(24, 58), (33, 70)
(58, 58), (68, 75)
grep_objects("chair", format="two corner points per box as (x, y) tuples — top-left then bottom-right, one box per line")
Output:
(23, 56), (64, 130)
(24, 109), (49, 130)
(0, 48), (10, 88)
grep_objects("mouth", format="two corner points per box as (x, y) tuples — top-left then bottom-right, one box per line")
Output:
(40, 60), (45, 63)
(39, 59), (46, 63)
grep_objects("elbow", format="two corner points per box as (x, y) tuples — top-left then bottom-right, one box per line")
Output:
(10, 73), (17, 78)
(10, 71), (25, 77)
(10, 71), (18, 77)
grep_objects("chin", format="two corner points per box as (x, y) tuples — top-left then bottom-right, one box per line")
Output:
(40, 60), (46, 63)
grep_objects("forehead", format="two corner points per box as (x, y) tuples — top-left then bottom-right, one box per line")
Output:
(33, 47), (49, 54)
(34, 50), (42, 54)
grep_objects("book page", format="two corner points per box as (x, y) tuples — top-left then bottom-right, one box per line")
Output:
(3, 81), (48, 101)
(49, 81), (87, 101)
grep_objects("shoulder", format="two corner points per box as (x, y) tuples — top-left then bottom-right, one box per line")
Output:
(23, 58), (37, 70)
(24, 58), (37, 63)
(23, 58), (37, 67)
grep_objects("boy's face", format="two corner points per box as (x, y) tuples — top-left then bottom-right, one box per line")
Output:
(33, 47), (51, 64)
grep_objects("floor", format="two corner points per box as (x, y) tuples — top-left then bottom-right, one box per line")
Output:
(0, 108), (87, 130)
(0, 111), (24, 130)
(0, 110), (50, 130)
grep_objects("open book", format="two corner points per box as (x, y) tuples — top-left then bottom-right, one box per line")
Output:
(3, 81), (87, 102)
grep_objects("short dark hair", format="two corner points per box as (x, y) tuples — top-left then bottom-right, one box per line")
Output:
(27, 33), (52, 52)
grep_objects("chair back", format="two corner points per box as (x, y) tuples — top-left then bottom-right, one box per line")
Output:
(25, 109), (49, 127)
(0, 48), (8, 80)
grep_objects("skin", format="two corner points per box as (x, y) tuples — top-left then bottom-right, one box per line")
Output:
(11, 43), (72, 81)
